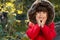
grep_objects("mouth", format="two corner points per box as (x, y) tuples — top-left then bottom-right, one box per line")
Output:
(40, 20), (42, 23)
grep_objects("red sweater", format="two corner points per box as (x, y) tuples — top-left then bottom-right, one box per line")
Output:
(26, 22), (56, 40)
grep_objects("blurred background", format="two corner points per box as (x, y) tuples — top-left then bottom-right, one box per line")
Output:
(0, 0), (60, 40)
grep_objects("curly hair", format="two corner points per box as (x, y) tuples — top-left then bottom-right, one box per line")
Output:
(27, 1), (55, 25)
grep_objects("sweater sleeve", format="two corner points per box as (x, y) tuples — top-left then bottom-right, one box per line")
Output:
(41, 22), (56, 40)
(26, 22), (40, 39)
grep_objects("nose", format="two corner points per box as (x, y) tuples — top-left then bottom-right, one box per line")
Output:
(38, 12), (44, 19)
(38, 13), (43, 18)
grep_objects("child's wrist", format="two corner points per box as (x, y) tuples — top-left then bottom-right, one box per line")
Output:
(40, 24), (44, 28)
(41, 25), (44, 28)
(38, 24), (44, 28)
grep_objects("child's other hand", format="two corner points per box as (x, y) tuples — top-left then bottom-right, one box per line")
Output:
(37, 19), (46, 28)
(37, 19), (41, 27)
(40, 18), (47, 28)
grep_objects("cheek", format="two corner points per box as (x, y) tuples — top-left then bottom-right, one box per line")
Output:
(36, 14), (40, 20)
(36, 15), (38, 20)
(43, 14), (47, 20)
(36, 14), (40, 17)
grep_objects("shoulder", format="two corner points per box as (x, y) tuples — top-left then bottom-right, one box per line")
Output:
(48, 22), (55, 27)
(49, 22), (55, 25)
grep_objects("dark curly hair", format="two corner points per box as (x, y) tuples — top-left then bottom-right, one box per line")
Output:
(27, 1), (55, 25)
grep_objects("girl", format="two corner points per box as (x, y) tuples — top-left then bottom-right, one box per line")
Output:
(26, 0), (56, 40)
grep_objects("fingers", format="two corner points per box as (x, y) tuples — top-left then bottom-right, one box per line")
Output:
(39, 19), (45, 27)
(37, 19), (46, 27)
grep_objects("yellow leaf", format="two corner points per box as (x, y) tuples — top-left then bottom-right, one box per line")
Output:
(12, 13), (16, 16)
(25, 20), (29, 22)
(17, 10), (23, 14)
(6, 2), (14, 7)
(16, 20), (21, 22)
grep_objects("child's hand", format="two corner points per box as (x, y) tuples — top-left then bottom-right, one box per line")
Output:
(37, 19), (46, 28)
(40, 18), (47, 28)
(40, 20), (45, 28)
(37, 19), (41, 27)
(37, 19), (44, 27)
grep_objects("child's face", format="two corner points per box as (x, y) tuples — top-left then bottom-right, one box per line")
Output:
(36, 11), (47, 22)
